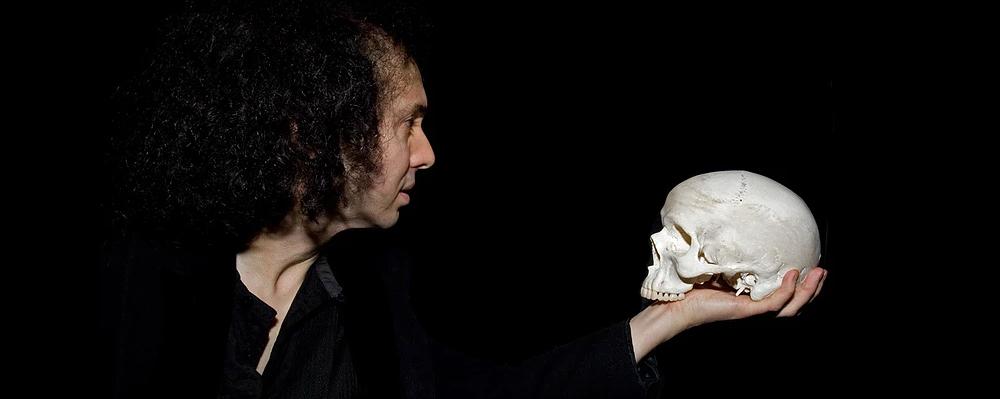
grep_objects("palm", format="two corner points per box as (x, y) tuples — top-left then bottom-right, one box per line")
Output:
(628, 267), (827, 361)
(675, 284), (768, 325)
(662, 268), (826, 327)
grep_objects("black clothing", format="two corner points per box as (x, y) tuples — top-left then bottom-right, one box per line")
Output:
(219, 255), (364, 398)
(100, 229), (661, 398)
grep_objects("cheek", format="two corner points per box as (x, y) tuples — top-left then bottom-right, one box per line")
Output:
(376, 142), (409, 185)
(388, 140), (411, 171)
(377, 138), (404, 168)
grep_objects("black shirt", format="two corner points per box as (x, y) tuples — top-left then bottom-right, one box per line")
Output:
(220, 255), (363, 398)
(101, 228), (661, 398)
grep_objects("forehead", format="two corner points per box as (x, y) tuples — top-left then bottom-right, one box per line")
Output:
(391, 64), (426, 107)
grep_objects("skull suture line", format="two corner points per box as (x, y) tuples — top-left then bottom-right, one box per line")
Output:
(640, 171), (821, 302)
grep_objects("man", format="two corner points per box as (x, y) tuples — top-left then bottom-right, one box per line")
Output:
(101, 1), (825, 397)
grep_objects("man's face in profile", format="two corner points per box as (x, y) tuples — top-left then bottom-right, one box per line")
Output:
(339, 63), (435, 228)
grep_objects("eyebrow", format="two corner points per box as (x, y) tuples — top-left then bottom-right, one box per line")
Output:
(402, 103), (427, 120)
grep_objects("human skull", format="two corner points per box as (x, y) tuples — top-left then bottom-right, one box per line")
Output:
(640, 171), (821, 301)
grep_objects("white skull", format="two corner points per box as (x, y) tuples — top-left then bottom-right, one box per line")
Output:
(640, 170), (821, 301)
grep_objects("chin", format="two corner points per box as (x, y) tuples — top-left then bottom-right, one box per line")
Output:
(373, 211), (401, 229)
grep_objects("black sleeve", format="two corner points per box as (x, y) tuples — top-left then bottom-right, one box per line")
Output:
(429, 319), (661, 399)
(350, 228), (662, 399)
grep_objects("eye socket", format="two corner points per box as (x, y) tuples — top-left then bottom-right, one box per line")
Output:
(659, 223), (691, 253)
(403, 117), (424, 136)
(674, 224), (692, 246)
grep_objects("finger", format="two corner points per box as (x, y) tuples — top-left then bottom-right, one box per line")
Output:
(777, 268), (823, 317)
(809, 268), (827, 303)
(751, 270), (798, 315)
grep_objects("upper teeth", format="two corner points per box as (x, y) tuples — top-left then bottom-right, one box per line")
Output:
(640, 287), (686, 302)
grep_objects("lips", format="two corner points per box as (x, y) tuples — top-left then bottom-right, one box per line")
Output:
(399, 183), (414, 203)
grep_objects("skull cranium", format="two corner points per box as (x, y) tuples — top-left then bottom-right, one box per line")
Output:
(640, 171), (821, 301)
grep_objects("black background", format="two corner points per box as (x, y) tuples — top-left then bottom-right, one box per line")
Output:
(412, 0), (840, 362)
(21, 0), (937, 395)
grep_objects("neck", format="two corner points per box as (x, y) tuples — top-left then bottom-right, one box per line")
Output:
(236, 213), (350, 299)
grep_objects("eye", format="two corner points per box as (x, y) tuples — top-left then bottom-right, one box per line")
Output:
(398, 118), (416, 137)
(407, 117), (426, 136)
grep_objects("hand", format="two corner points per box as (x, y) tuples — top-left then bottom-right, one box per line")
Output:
(629, 267), (827, 361)
(674, 267), (827, 326)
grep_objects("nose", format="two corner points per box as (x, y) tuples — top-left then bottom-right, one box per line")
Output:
(410, 126), (435, 170)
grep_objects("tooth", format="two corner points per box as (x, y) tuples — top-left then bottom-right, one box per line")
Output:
(677, 293), (685, 300)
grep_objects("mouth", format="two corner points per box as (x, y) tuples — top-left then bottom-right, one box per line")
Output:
(399, 185), (414, 203)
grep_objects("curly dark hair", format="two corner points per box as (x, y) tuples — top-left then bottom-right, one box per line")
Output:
(107, 0), (429, 251)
